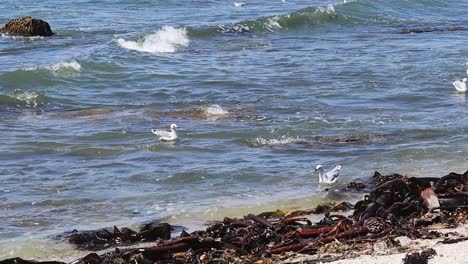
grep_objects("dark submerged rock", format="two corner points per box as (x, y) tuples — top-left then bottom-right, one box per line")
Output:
(0, 17), (54, 37)
(402, 248), (436, 264)
(0, 258), (64, 264)
(65, 222), (172, 251)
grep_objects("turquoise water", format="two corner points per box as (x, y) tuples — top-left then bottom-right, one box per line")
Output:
(1, 0), (467, 259)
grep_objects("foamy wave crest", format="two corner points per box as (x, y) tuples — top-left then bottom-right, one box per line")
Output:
(0, 90), (45, 107)
(265, 16), (283, 31)
(117, 26), (190, 54)
(11, 91), (40, 107)
(214, 4), (342, 34)
(201, 105), (229, 116)
(1, 33), (45, 40)
(249, 135), (302, 147)
(27, 60), (81, 76)
(316, 4), (336, 14)
(47, 60), (81, 73)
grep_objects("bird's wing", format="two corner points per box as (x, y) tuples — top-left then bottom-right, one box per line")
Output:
(453, 80), (466, 92)
(151, 129), (171, 138)
(325, 168), (340, 182)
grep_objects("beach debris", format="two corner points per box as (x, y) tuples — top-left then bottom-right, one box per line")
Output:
(347, 181), (367, 190)
(0, 17), (54, 37)
(1, 170), (468, 264)
(402, 248), (436, 264)
(0, 259), (65, 264)
(63, 222), (172, 251)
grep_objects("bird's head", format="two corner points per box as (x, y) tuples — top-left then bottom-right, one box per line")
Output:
(335, 165), (342, 170)
(171, 124), (178, 129)
(315, 165), (323, 171)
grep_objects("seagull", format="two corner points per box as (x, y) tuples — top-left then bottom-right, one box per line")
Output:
(233, 2), (246, 7)
(452, 78), (467, 92)
(315, 164), (341, 184)
(151, 124), (178, 141)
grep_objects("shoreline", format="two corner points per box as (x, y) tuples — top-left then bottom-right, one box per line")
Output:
(1, 169), (467, 264)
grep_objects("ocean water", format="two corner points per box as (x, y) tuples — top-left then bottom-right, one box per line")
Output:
(1, 0), (467, 260)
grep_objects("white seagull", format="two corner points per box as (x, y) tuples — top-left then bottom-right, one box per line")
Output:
(315, 164), (341, 184)
(151, 124), (178, 141)
(452, 78), (467, 93)
(233, 2), (246, 7)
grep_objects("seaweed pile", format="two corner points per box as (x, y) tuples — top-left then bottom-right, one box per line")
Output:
(1, 170), (467, 264)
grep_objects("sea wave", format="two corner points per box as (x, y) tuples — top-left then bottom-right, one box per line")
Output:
(189, 0), (458, 37)
(233, 4), (341, 33)
(117, 26), (190, 54)
(0, 90), (47, 108)
(144, 104), (248, 121)
(26, 60), (81, 76)
(190, 4), (350, 36)
(247, 133), (386, 147)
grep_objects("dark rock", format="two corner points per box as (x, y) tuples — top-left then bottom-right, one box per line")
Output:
(65, 222), (172, 251)
(402, 248), (436, 264)
(78, 253), (101, 264)
(347, 181), (367, 190)
(139, 222), (172, 240)
(0, 258), (64, 264)
(0, 17), (54, 37)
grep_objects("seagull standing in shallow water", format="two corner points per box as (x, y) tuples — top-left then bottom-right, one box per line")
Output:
(452, 78), (467, 93)
(315, 164), (341, 184)
(151, 124), (178, 141)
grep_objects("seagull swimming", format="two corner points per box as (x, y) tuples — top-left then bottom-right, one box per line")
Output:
(233, 2), (246, 7)
(315, 164), (341, 184)
(151, 124), (178, 141)
(452, 78), (467, 93)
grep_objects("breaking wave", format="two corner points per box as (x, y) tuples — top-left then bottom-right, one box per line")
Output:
(117, 26), (190, 54)
(0, 90), (48, 108)
(192, 4), (344, 35)
(189, 0), (460, 36)
(247, 133), (386, 147)
(26, 60), (81, 76)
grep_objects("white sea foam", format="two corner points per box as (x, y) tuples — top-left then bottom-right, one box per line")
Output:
(26, 60), (81, 76)
(316, 4), (336, 14)
(47, 60), (81, 72)
(249, 135), (301, 147)
(265, 16), (282, 31)
(1, 33), (44, 40)
(201, 105), (229, 116)
(117, 26), (190, 54)
(8, 90), (41, 107)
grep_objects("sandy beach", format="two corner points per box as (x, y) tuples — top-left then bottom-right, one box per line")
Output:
(277, 224), (468, 264)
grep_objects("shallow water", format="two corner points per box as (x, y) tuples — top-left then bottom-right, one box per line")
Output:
(1, 0), (467, 260)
